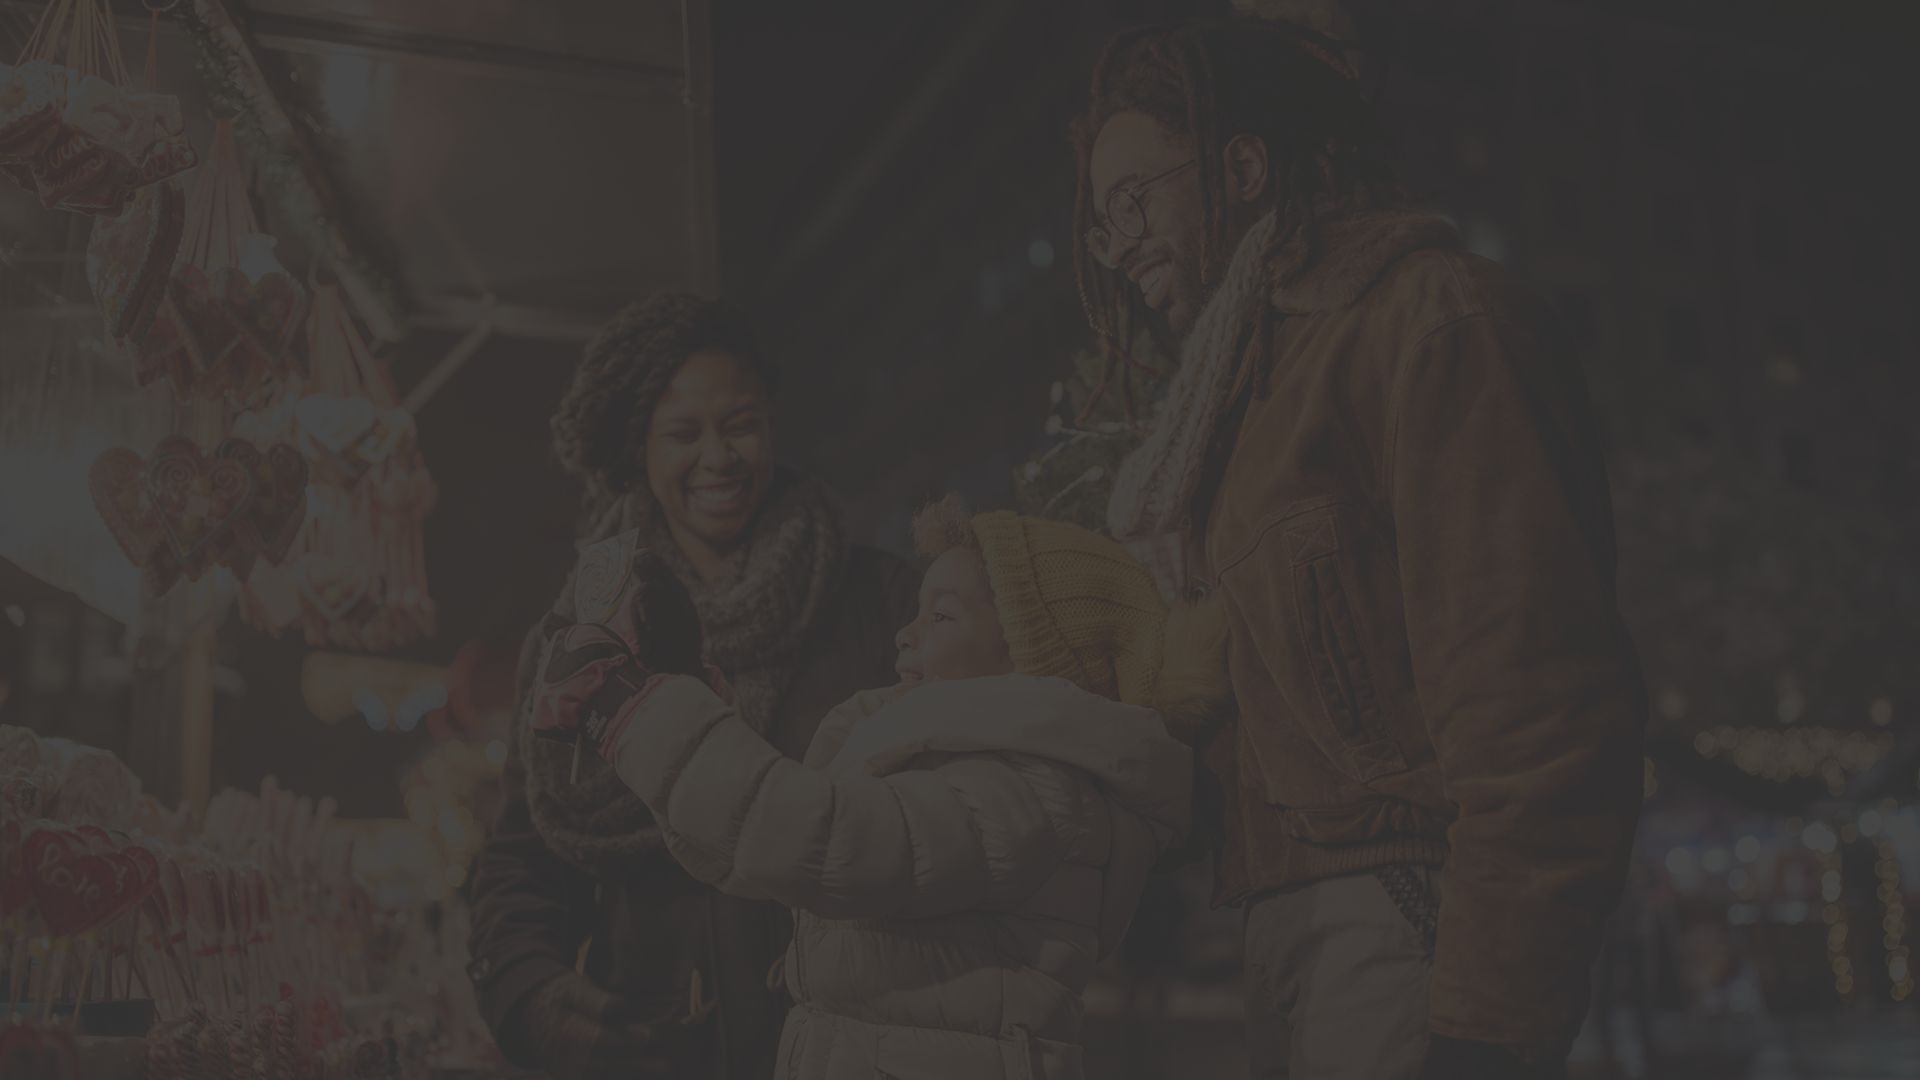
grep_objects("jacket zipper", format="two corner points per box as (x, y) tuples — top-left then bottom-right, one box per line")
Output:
(789, 911), (807, 998)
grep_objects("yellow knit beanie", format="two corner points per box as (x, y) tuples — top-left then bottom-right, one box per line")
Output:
(968, 511), (1168, 707)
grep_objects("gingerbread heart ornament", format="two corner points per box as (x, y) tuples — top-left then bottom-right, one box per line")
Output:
(88, 447), (164, 566)
(224, 441), (309, 565)
(144, 435), (257, 578)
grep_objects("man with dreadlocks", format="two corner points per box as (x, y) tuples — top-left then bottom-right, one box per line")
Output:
(1079, 15), (1647, 1080)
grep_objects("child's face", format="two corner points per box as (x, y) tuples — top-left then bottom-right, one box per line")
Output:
(893, 549), (1014, 686)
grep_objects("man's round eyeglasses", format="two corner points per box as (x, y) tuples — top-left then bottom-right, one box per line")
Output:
(1085, 159), (1197, 269)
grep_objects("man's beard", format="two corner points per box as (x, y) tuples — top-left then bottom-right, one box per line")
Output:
(1145, 272), (1225, 355)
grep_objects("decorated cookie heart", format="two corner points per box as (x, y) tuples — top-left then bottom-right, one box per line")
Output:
(221, 440), (309, 566)
(88, 446), (164, 566)
(144, 436), (257, 574)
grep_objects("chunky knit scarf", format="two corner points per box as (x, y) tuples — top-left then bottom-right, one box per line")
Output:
(515, 469), (848, 876)
(1107, 210), (1280, 596)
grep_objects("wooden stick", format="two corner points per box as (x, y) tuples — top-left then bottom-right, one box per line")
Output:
(40, 938), (64, 1024)
(68, 935), (92, 1032)
(4, 919), (23, 1013)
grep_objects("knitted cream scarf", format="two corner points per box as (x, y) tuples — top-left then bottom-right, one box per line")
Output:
(1107, 210), (1280, 596)
(514, 469), (847, 877)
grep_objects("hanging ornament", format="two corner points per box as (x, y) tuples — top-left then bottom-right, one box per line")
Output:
(231, 387), (308, 632)
(85, 179), (185, 347)
(86, 389), (309, 598)
(279, 284), (434, 650)
(0, 0), (194, 216)
(109, 118), (307, 403)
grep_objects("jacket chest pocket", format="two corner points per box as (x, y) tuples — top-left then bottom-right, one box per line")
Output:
(1216, 496), (1409, 788)
(1284, 506), (1407, 783)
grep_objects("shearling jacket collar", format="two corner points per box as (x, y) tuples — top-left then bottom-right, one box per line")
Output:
(1268, 210), (1462, 315)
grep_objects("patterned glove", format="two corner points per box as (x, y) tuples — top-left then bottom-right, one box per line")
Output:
(528, 623), (660, 759)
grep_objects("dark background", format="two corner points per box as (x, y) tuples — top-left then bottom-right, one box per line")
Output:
(3, 1), (1918, 1074)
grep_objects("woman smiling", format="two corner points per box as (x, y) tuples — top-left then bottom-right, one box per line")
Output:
(467, 294), (916, 1080)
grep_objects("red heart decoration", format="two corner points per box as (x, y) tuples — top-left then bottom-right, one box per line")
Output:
(88, 447), (164, 567)
(144, 435), (257, 577)
(74, 824), (113, 852)
(24, 826), (153, 937)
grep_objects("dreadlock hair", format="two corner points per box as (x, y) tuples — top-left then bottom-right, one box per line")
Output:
(1071, 18), (1403, 397)
(551, 293), (776, 518)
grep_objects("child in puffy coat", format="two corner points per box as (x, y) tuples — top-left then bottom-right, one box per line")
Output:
(530, 499), (1227, 1080)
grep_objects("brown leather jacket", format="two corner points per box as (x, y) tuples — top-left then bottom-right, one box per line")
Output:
(1192, 211), (1648, 1052)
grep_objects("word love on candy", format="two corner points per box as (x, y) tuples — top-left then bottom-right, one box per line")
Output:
(22, 824), (156, 938)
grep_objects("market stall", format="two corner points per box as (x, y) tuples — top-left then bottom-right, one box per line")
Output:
(0, 0), (714, 1075)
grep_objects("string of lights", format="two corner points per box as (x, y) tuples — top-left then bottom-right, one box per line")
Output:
(1875, 837), (1913, 1002)
(1820, 842), (1853, 1000)
(1690, 726), (1895, 794)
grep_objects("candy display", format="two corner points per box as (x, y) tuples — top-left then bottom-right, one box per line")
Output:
(0, 727), (500, 1078)
(0, 0), (196, 217)
(109, 119), (307, 404)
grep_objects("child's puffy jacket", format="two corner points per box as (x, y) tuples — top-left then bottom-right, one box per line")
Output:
(605, 673), (1193, 1080)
